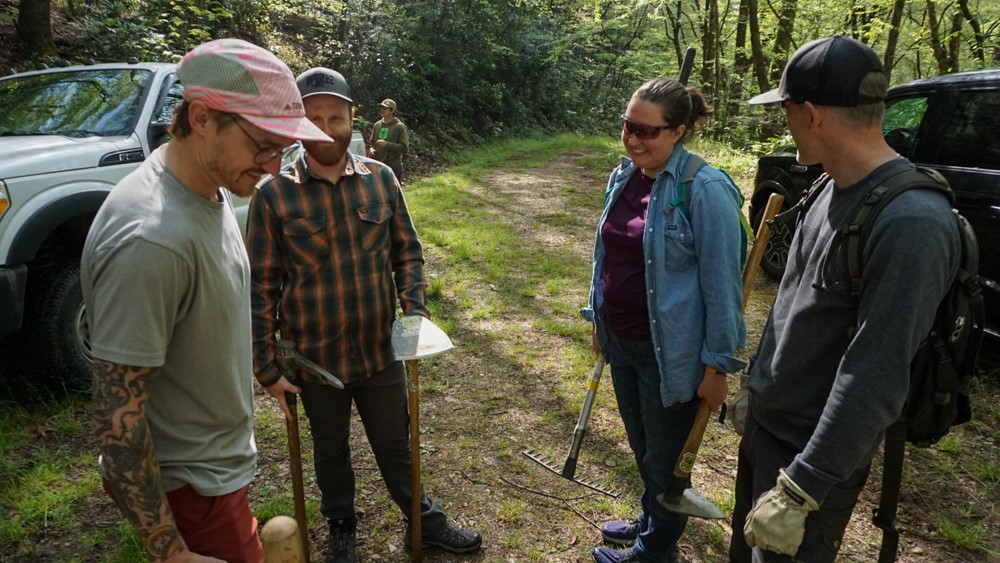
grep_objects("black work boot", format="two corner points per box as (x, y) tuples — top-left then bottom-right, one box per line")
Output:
(326, 518), (357, 563)
(405, 520), (483, 553)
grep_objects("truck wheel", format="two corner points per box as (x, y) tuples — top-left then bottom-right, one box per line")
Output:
(760, 218), (792, 281)
(23, 261), (92, 391)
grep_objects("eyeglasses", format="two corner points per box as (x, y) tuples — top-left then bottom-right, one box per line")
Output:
(230, 116), (283, 165)
(621, 115), (673, 140)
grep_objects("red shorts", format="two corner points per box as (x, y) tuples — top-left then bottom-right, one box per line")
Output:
(103, 479), (263, 563)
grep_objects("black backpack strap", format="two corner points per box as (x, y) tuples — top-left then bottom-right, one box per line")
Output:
(840, 167), (955, 296)
(773, 172), (831, 229)
(874, 422), (907, 563)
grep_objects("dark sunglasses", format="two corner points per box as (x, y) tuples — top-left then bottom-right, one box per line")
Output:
(621, 114), (673, 140)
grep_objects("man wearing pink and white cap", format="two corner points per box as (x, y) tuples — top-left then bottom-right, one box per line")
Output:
(82, 38), (331, 563)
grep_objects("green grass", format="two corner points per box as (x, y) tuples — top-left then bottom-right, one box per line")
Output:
(2, 134), (998, 561)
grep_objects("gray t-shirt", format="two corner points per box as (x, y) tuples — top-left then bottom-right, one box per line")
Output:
(748, 158), (960, 502)
(82, 147), (256, 496)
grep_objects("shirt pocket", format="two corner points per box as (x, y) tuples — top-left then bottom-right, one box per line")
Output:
(282, 217), (330, 267)
(357, 203), (394, 252)
(662, 207), (696, 271)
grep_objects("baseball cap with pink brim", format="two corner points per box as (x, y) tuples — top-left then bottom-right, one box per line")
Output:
(177, 38), (332, 143)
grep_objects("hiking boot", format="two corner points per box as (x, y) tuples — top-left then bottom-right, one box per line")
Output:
(405, 521), (482, 553)
(326, 518), (357, 563)
(601, 519), (640, 546)
(592, 546), (640, 563)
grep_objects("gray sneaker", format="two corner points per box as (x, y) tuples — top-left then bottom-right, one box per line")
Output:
(326, 518), (357, 563)
(406, 521), (483, 553)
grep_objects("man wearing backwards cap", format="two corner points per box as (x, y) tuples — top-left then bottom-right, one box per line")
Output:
(247, 67), (481, 563)
(729, 35), (960, 562)
(82, 38), (331, 563)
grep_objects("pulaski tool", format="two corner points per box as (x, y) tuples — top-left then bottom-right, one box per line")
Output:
(391, 315), (455, 563)
(656, 192), (785, 519)
(274, 339), (345, 562)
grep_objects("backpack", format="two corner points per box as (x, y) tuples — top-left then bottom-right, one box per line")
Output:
(672, 153), (754, 268)
(603, 153), (753, 267)
(783, 166), (984, 563)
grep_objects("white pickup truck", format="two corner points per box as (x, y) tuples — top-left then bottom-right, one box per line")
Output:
(0, 62), (366, 387)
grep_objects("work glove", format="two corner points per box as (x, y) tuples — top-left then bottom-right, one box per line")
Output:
(744, 468), (819, 556)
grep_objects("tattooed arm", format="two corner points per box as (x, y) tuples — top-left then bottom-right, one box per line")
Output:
(91, 360), (220, 563)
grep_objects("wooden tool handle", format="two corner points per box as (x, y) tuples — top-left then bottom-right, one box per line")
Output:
(407, 359), (423, 562)
(673, 402), (712, 479)
(262, 515), (305, 563)
(285, 393), (310, 562)
(742, 193), (785, 313)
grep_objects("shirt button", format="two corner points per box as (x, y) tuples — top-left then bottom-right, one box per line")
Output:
(649, 289), (654, 294)
(651, 319), (656, 324)
(648, 228), (653, 232)
(647, 259), (652, 264)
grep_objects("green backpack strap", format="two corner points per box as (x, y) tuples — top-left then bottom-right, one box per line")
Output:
(673, 153), (753, 267)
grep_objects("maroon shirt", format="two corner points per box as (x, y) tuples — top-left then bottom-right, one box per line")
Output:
(601, 172), (654, 339)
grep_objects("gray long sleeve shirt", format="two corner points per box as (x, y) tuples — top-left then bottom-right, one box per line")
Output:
(748, 157), (960, 504)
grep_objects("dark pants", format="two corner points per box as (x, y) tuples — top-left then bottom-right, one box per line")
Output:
(608, 334), (701, 563)
(298, 361), (447, 531)
(728, 408), (871, 563)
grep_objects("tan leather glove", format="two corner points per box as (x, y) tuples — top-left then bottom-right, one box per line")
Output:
(744, 468), (819, 556)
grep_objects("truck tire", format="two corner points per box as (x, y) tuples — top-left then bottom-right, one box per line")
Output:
(22, 261), (92, 391)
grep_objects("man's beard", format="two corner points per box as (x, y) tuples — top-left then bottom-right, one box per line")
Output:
(303, 130), (351, 166)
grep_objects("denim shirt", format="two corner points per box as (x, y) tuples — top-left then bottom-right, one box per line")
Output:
(583, 144), (747, 407)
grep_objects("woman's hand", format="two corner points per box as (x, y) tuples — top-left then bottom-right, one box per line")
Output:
(696, 367), (728, 412)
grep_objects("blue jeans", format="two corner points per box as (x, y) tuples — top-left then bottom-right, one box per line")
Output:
(608, 334), (701, 563)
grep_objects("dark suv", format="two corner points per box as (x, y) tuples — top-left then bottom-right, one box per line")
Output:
(748, 69), (1000, 339)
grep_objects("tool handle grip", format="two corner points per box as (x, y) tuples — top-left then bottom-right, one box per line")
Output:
(261, 515), (305, 563)
(673, 402), (712, 479)
(742, 193), (785, 313)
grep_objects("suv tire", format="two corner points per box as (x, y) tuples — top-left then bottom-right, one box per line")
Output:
(22, 261), (91, 390)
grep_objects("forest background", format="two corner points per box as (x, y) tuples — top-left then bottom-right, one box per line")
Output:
(2, 0), (999, 156)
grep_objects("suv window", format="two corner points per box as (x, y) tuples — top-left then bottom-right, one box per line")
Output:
(937, 90), (1000, 171)
(0, 69), (152, 137)
(883, 95), (929, 158)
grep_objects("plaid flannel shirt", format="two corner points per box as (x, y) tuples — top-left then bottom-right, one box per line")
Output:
(247, 150), (427, 387)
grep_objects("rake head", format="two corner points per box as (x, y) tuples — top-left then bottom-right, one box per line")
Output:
(522, 449), (618, 497)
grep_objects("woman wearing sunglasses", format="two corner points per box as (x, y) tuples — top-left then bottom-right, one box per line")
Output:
(584, 78), (747, 563)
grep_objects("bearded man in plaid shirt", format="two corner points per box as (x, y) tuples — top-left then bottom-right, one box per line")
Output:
(245, 67), (481, 563)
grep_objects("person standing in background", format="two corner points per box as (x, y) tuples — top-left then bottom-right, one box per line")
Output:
(368, 98), (409, 181)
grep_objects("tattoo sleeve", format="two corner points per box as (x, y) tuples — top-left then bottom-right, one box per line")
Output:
(91, 360), (188, 561)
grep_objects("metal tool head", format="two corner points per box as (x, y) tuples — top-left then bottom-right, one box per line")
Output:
(656, 488), (725, 519)
(391, 316), (454, 361)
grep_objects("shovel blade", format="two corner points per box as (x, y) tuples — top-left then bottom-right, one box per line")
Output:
(656, 488), (725, 520)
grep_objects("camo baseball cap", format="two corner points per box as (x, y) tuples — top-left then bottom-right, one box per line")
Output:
(177, 38), (332, 142)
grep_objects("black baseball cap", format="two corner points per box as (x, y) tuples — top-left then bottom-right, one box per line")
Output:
(749, 36), (886, 106)
(296, 67), (353, 104)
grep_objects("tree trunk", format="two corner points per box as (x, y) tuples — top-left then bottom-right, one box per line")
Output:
(701, 0), (719, 98)
(17, 0), (57, 58)
(729, 0), (751, 115)
(883, 0), (906, 82)
(924, 0), (954, 74)
(771, 0), (798, 83)
(749, 0), (768, 93)
(956, 0), (986, 65)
